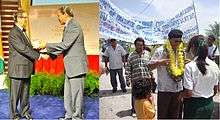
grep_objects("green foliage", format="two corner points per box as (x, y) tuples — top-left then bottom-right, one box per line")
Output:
(84, 72), (99, 97)
(4, 72), (99, 97)
(205, 21), (220, 47)
(4, 75), (10, 88)
(30, 73), (65, 96)
(128, 46), (135, 53)
(0, 59), (4, 75)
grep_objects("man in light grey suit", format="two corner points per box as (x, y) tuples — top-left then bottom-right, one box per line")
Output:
(8, 10), (46, 120)
(37, 6), (88, 120)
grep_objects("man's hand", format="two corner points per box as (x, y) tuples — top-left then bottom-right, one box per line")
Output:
(32, 40), (46, 49)
(126, 80), (130, 87)
(123, 62), (126, 68)
(39, 40), (46, 49)
(213, 85), (218, 97)
(32, 40), (40, 49)
(105, 66), (110, 75)
(39, 48), (47, 54)
(158, 59), (170, 66)
(177, 94), (183, 102)
(41, 54), (49, 59)
(38, 54), (49, 60)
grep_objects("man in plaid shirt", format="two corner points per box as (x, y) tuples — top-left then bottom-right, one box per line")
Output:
(125, 37), (152, 117)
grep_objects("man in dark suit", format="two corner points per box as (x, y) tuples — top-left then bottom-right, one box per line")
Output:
(8, 10), (46, 120)
(36, 6), (88, 120)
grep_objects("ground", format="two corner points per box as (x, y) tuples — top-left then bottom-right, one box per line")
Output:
(99, 67), (219, 119)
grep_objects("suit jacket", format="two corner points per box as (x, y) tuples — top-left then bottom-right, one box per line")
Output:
(8, 25), (40, 78)
(46, 18), (88, 78)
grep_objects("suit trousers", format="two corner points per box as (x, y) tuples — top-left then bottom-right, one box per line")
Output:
(9, 78), (30, 118)
(109, 69), (126, 90)
(64, 75), (84, 119)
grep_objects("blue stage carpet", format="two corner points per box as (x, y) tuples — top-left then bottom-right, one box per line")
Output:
(0, 89), (99, 119)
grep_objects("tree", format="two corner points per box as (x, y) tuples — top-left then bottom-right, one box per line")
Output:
(205, 21), (219, 46)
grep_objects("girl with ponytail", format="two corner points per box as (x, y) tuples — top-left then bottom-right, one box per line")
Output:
(192, 35), (209, 75)
(180, 35), (220, 119)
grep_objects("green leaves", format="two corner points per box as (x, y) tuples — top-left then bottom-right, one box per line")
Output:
(84, 72), (99, 97)
(30, 73), (65, 96)
(4, 72), (99, 97)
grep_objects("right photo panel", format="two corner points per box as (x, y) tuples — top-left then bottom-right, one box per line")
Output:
(99, 0), (220, 119)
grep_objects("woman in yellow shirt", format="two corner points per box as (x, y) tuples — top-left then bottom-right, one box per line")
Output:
(133, 79), (156, 120)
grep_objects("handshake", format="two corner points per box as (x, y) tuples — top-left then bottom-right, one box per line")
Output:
(32, 40), (49, 60)
(32, 40), (46, 50)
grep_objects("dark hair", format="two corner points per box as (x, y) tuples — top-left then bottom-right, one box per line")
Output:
(168, 29), (183, 39)
(58, 6), (74, 17)
(134, 37), (145, 46)
(134, 37), (151, 52)
(132, 79), (152, 99)
(191, 35), (209, 75)
(208, 35), (216, 41)
(144, 46), (151, 52)
(110, 38), (116, 42)
(13, 9), (25, 22)
(186, 35), (204, 53)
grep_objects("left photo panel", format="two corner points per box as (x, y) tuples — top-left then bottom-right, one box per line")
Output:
(0, 0), (99, 119)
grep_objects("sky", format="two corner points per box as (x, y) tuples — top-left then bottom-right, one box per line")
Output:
(110, 0), (219, 34)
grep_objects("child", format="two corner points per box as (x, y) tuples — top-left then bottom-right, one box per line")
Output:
(132, 79), (156, 120)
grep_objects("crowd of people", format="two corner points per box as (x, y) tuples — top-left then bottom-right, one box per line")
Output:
(102, 29), (219, 119)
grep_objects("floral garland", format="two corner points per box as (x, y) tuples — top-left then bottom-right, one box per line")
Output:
(164, 40), (184, 81)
